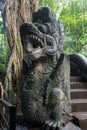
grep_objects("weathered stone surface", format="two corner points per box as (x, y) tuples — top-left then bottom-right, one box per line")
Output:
(20, 7), (71, 130)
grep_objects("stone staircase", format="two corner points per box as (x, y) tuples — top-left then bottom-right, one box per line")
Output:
(71, 76), (87, 130)
(1, 76), (87, 130)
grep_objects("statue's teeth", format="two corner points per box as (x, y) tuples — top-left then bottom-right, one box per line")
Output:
(30, 35), (44, 47)
(36, 37), (38, 40)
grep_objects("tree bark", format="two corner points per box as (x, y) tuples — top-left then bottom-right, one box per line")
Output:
(1, 0), (38, 108)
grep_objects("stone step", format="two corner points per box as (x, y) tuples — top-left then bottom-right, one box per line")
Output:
(70, 82), (87, 89)
(71, 89), (87, 99)
(62, 122), (81, 130)
(71, 99), (87, 112)
(73, 112), (87, 130)
(70, 76), (82, 82)
(70, 76), (87, 130)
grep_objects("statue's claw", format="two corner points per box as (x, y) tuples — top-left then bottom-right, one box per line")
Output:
(42, 120), (61, 130)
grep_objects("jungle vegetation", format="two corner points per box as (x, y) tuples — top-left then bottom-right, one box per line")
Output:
(39, 0), (87, 56)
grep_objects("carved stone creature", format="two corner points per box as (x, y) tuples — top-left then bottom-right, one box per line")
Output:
(20, 7), (70, 130)
(69, 53), (87, 78)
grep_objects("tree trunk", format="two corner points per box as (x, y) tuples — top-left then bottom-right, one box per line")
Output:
(1, 0), (38, 108)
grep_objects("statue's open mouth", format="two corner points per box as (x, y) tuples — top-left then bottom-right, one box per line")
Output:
(25, 34), (45, 60)
(29, 34), (44, 51)
(20, 23), (57, 60)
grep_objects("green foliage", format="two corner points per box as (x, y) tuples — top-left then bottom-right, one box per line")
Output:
(0, 12), (9, 71)
(39, 0), (59, 12)
(39, 0), (87, 56)
(59, 0), (87, 56)
(0, 13), (4, 34)
(0, 21), (4, 34)
(0, 34), (9, 70)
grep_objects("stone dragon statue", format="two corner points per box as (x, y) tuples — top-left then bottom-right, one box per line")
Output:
(20, 7), (71, 130)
